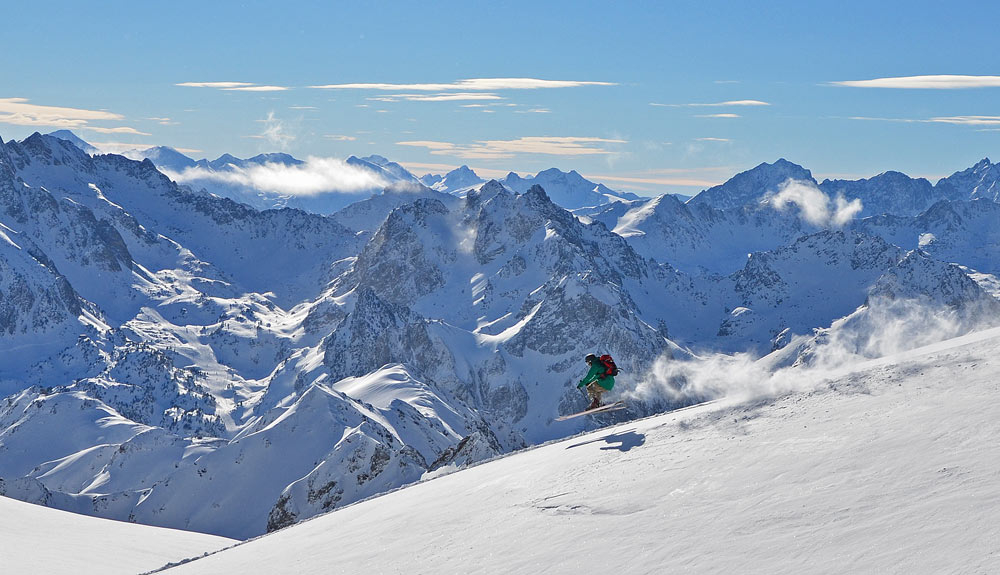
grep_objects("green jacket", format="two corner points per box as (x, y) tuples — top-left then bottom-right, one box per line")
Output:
(578, 362), (615, 391)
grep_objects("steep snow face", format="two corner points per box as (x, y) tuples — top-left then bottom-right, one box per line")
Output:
(503, 168), (638, 209)
(613, 193), (811, 275)
(0, 493), (234, 575)
(0, 224), (94, 386)
(687, 158), (815, 209)
(936, 157), (1000, 201)
(819, 170), (940, 217)
(155, 327), (1000, 575)
(45, 130), (98, 155)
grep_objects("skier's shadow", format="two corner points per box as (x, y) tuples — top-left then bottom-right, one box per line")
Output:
(567, 429), (646, 452)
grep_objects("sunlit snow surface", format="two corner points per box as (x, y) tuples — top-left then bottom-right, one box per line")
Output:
(0, 494), (234, 575)
(155, 327), (1000, 574)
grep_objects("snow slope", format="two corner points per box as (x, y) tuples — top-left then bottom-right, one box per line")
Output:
(155, 326), (1000, 574)
(0, 493), (234, 575)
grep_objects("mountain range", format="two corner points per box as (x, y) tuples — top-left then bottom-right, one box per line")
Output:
(1, 130), (999, 540)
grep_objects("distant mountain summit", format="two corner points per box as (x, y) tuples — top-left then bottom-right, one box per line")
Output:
(420, 165), (485, 193)
(502, 167), (639, 209)
(139, 146), (198, 172)
(688, 158), (814, 210)
(45, 130), (98, 155)
(936, 158), (1000, 201)
(819, 171), (939, 217)
(347, 155), (421, 185)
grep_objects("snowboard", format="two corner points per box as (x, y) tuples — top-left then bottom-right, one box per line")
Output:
(555, 401), (627, 421)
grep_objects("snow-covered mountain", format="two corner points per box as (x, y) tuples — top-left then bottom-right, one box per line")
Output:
(687, 158), (815, 210)
(46, 130), (99, 155)
(503, 167), (640, 208)
(420, 165), (486, 193)
(935, 157), (1000, 201)
(3, 130), (1000, 544)
(818, 170), (940, 217)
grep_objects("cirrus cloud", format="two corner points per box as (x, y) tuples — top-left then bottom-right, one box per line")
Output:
(311, 78), (616, 91)
(177, 82), (289, 91)
(0, 97), (124, 128)
(832, 75), (1000, 89)
(397, 136), (627, 160)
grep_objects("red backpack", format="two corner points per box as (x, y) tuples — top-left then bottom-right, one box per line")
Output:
(597, 354), (619, 378)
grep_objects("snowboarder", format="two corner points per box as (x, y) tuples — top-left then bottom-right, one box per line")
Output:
(578, 353), (616, 410)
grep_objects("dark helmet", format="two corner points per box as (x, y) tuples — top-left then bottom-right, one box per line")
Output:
(585, 353), (598, 364)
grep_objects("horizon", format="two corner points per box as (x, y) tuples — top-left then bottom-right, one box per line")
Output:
(2, 1), (998, 196)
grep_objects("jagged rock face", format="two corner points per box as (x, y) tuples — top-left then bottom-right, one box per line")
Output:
(266, 421), (426, 533)
(718, 231), (904, 353)
(73, 341), (225, 437)
(349, 199), (452, 306)
(854, 199), (1000, 276)
(820, 171), (940, 217)
(2, 134), (362, 307)
(936, 158), (1000, 201)
(0, 228), (83, 344)
(322, 288), (442, 381)
(870, 250), (1000, 312)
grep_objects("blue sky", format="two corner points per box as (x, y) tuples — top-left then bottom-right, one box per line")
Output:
(2, 0), (998, 195)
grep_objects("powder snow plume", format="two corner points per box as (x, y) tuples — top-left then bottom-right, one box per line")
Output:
(626, 296), (998, 409)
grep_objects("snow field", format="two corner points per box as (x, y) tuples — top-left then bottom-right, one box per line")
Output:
(0, 493), (234, 575)
(156, 328), (1000, 574)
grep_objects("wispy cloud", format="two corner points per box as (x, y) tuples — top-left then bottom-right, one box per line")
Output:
(311, 78), (615, 91)
(651, 100), (770, 107)
(696, 137), (731, 142)
(324, 134), (357, 141)
(832, 75), (1000, 89)
(696, 113), (741, 118)
(164, 157), (388, 197)
(849, 115), (1000, 126)
(148, 116), (178, 125)
(177, 81), (290, 91)
(0, 97), (124, 128)
(370, 93), (504, 102)
(225, 85), (289, 92)
(397, 136), (627, 160)
(249, 112), (295, 150)
(81, 126), (152, 135)
(929, 115), (1000, 126)
(177, 82), (254, 89)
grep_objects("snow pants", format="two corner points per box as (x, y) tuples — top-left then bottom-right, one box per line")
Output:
(585, 381), (607, 404)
